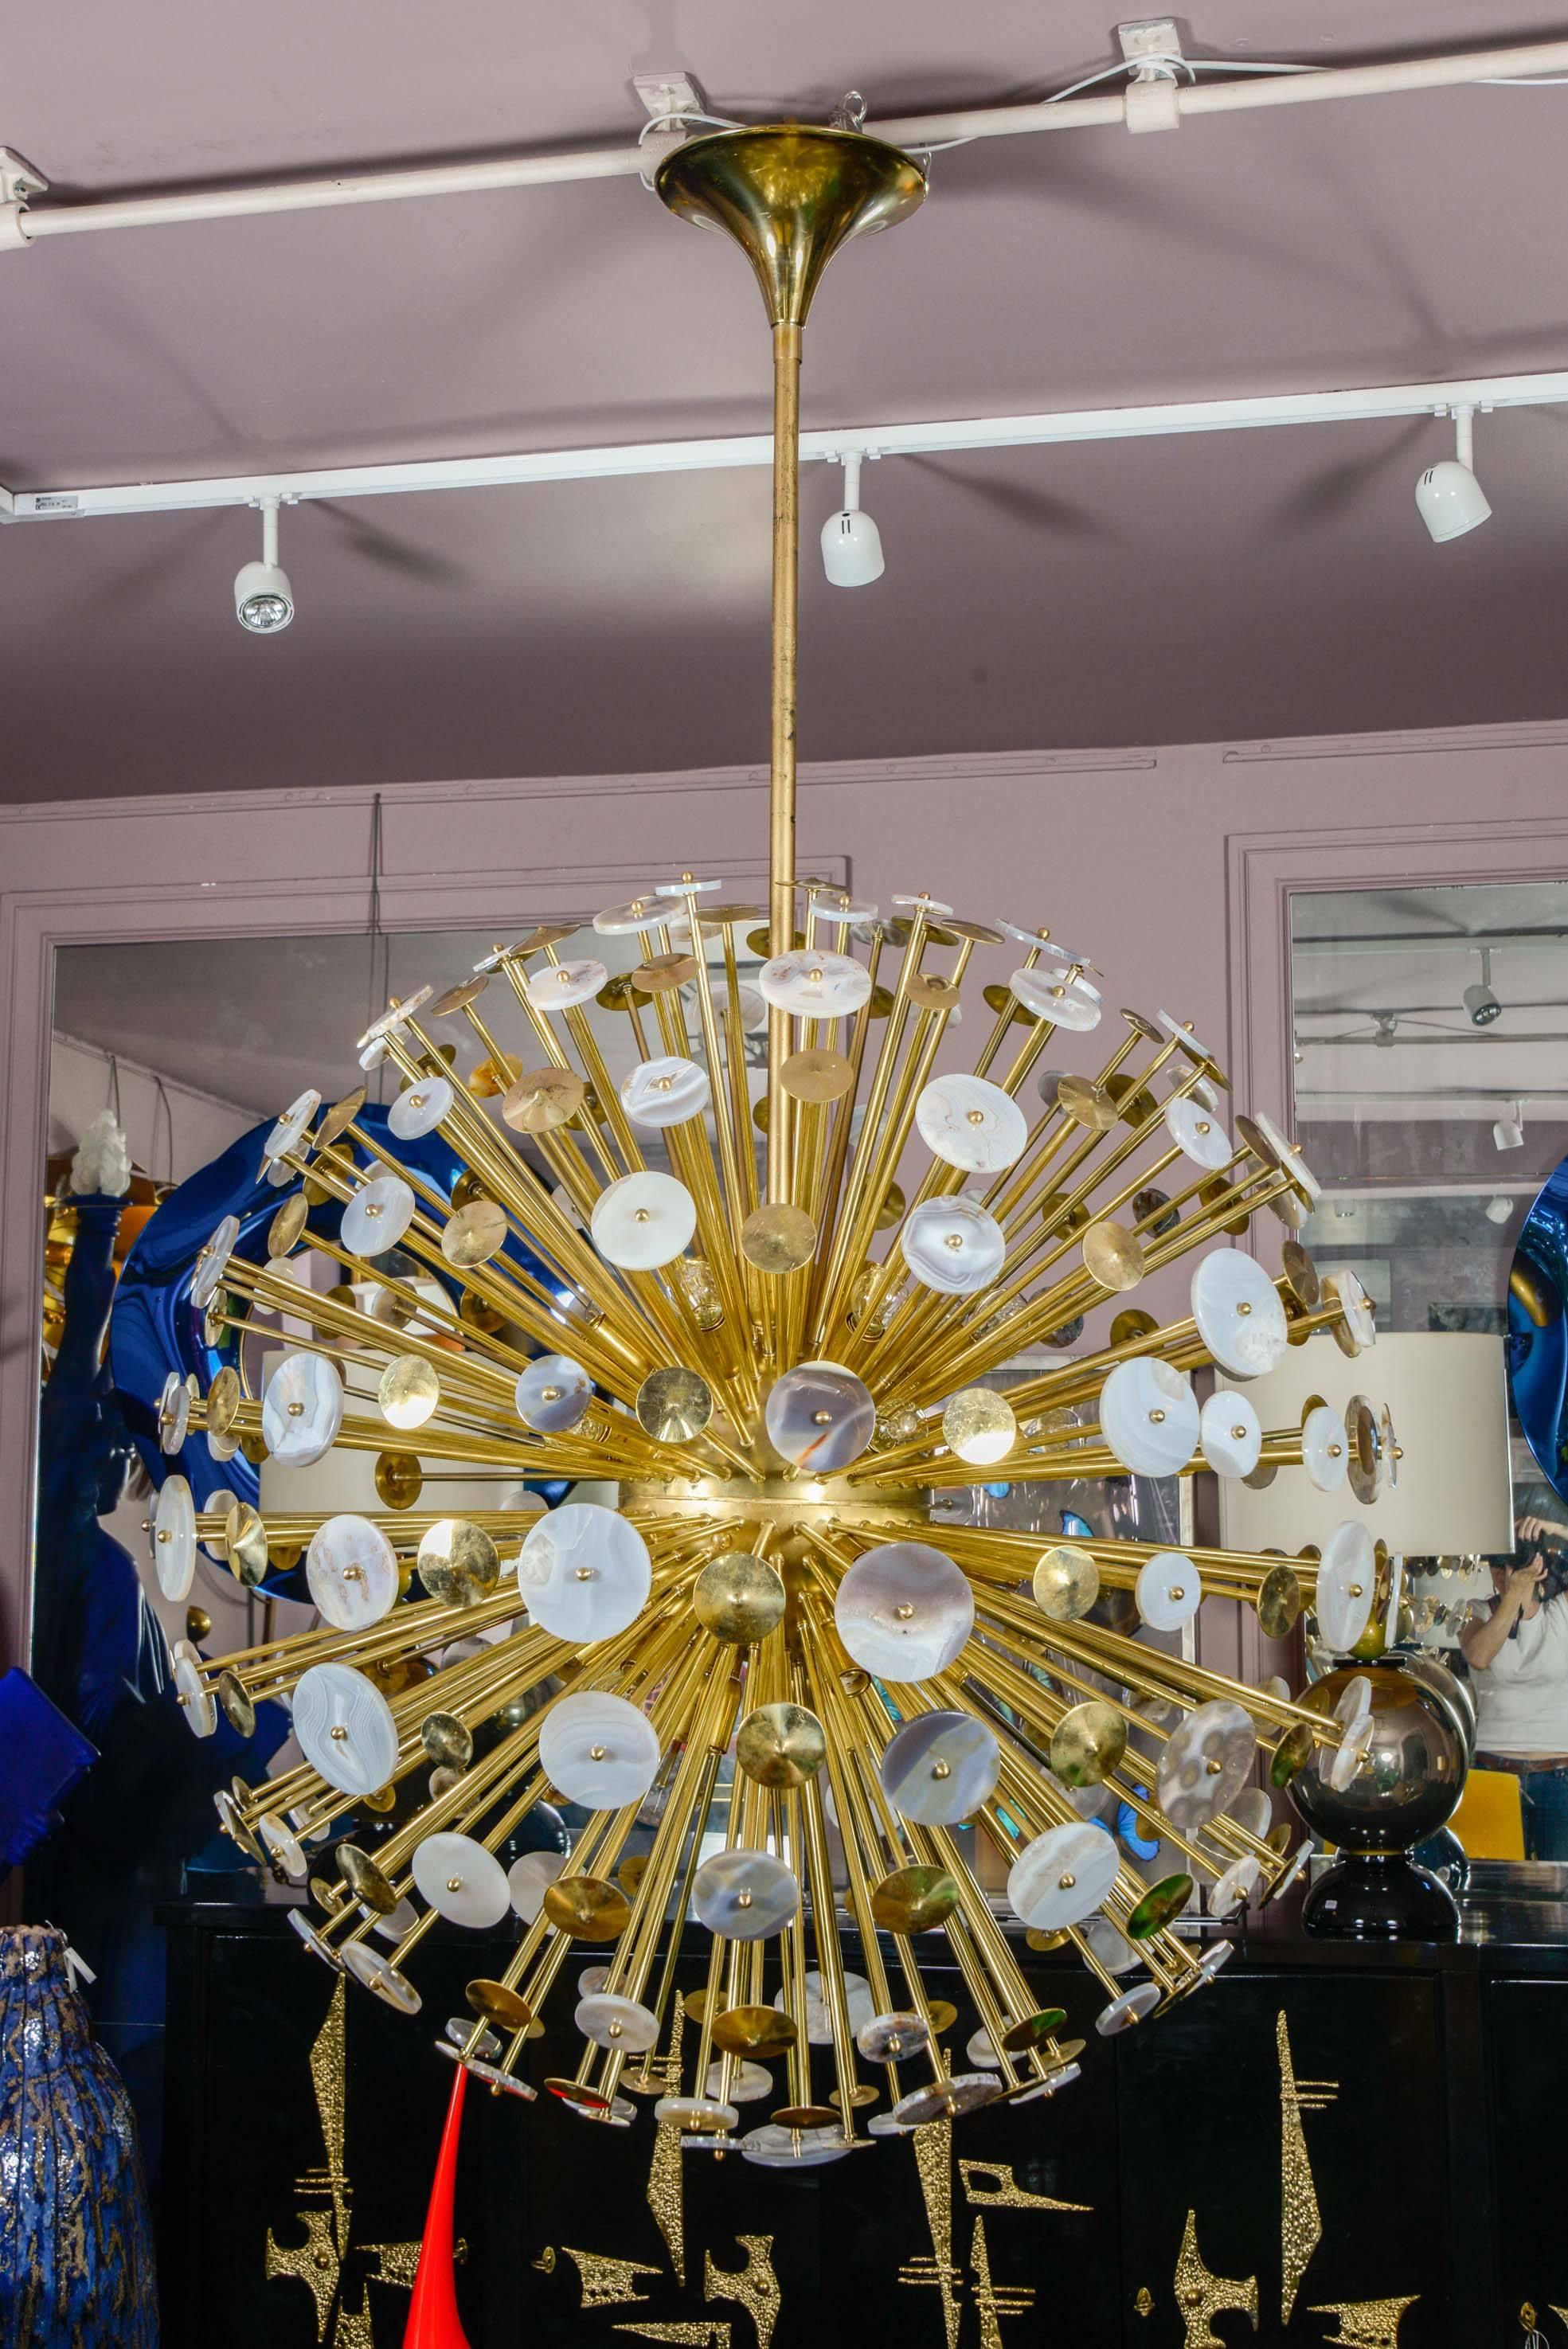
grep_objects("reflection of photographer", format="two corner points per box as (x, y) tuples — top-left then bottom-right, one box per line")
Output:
(1460, 1511), (1568, 1859)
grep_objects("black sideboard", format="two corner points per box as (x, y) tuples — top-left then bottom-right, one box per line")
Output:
(156, 1871), (1568, 2349)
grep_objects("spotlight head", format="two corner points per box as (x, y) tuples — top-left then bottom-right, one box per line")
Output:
(1415, 459), (1491, 544)
(234, 558), (294, 633)
(1492, 1108), (1525, 1151)
(1463, 979), (1501, 1027)
(1484, 1195), (1513, 1224)
(821, 506), (884, 588)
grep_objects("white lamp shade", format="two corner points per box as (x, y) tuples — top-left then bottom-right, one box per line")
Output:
(1415, 459), (1492, 544)
(1218, 1330), (1512, 1558)
(821, 506), (884, 586)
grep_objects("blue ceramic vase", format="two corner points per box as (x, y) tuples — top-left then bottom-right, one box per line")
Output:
(0, 1925), (158, 2346)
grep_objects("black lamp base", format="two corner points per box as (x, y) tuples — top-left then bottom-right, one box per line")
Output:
(1300, 1849), (1460, 1941)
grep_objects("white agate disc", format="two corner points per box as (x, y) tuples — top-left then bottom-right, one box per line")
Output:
(1010, 965), (1103, 1030)
(1189, 1250), (1288, 1379)
(764, 1361), (875, 1472)
(756, 949), (870, 1019)
(899, 1196), (1006, 1296)
(1200, 1392), (1261, 1479)
(1099, 1357), (1199, 1475)
(1209, 1855), (1263, 1918)
(774, 1970), (876, 2045)
(879, 1711), (999, 1825)
(621, 1056), (710, 1129)
(158, 1371), (191, 1455)
(341, 1174), (416, 1257)
(968, 2030), (1001, 2070)
(262, 1352), (345, 1468)
(1007, 1821), (1119, 1930)
(1331, 1270), (1378, 1351)
(514, 1354), (594, 1435)
(592, 896), (661, 935)
(192, 1214), (240, 1309)
(835, 1542), (974, 1681)
(538, 1690), (660, 1808)
(1095, 1983), (1161, 2037)
(1335, 1674), (1373, 1729)
(153, 1475), (197, 1601)
(263, 1089), (320, 1171)
(590, 1172), (696, 1270)
(1157, 1700), (1257, 1831)
(915, 1074), (1027, 1173)
(1228, 1787), (1273, 1839)
(1163, 1094), (1233, 1170)
(707, 2062), (773, 2104)
(389, 1075), (452, 1140)
(525, 957), (608, 1013)
(342, 1941), (422, 2015)
(508, 1849), (567, 1923)
(1155, 1008), (1218, 1064)
(1328, 1711), (1376, 1792)
(260, 1813), (307, 1881)
(1256, 1109), (1320, 1205)
(293, 1662), (399, 1796)
(1135, 1550), (1201, 1632)
(577, 1993), (660, 2052)
(691, 1847), (800, 1940)
(172, 1639), (217, 1737)
(808, 893), (878, 928)
(1317, 1522), (1377, 1651)
(1303, 1404), (1349, 1492)
(358, 985), (432, 1054)
(306, 1515), (400, 1630)
(412, 1831), (511, 1929)
(370, 1898), (418, 1943)
(517, 1503), (651, 1642)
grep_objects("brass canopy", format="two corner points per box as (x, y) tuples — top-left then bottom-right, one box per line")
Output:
(656, 125), (925, 327)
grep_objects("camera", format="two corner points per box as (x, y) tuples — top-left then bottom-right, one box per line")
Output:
(1513, 1534), (1568, 1607)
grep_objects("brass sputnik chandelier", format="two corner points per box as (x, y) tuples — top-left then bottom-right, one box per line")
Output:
(157, 124), (1394, 2165)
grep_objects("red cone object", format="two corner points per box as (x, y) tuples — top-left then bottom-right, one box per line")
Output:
(403, 2064), (471, 2348)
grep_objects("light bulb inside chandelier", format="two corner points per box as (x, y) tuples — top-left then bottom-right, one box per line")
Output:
(171, 124), (1409, 2167)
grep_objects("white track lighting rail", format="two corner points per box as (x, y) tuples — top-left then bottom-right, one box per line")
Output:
(6, 368), (1568, 526)
(5, 33), (1568, 249)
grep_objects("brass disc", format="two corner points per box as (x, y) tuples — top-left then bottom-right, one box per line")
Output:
(1105, 1073), (1159, 1127)
(217, 1670), (256, 1738)
(942, 917), (1006, 946)
(1124, 1873), (1195, 1939)
(829, 2083), (879, 2112)
(310, 1876), (347, 1912)
(358, 1782), (397, 1814)
(690, 901), (764, 928)
(449, 1170), (491, 1213)
(502, 1066), (586, 1135)
(631, 953), (698, 995)
(771, 2104), (839, 2130)
(1109, 1309), (1160, 1348)
(780, 1049), (854, 1104)
(906, 971), (961, 1014)
(1265, 1820), (1294, 1858)
(1233, 1113), (1279, 1171)
(1280, 1238), (1321, 1311)
(746, 927), (805, 956)
(1198, 1174), (1251, 1238)
(1081, 1221), (1147, 1292)
(224, 1502), (270, 1588)
(1038, 1190), (1090, 1237)
(870, 1863), (959, 1934)
(683, 1987), (714, 2024)
(542, 1874), (631, 1942)
(268, 1194), (308, 1257)
(420, 1710), (474, 1770)
(466, 1979), (538, 2033)
(443, 1199), (509, 1268)
(337, 1843), (399, 1915)
(596, 972), (651, 1012)
(375, 1451), (424, 1508)
(270, 1542), (305, 1576)
(1270, 1722), (1316, 1788)
(1055, 1074), (1117, 1133)
(1257, 1565), (1303, 1640)
(736, 1701), (827, 1787)
(617, 1853), (651, 1898)
(637, 1366), (714, 1444)
(514, 922), (579, 957)
(416, 1518), (501, 1606)
(1050, 1700), (1128, 1788)
(457, 1285), (505, 1335)
(427, 975), (490, 1018)
(694, 1552), (787, 1643)
(379, 1354), (440, 1427)
(874, 1181), (906, 1234)
(925, 1999), (959, 2037)
(982, 984), (1032, 1025)
(710, 2003), (796, 2059)
(318, 1088), (366, 1149)
(206, 1364), (242, 1437)
(741, 1203), (817, 1275)
(1024, 1927), (1071, 1953)
(999, 2007), (1069, 2054)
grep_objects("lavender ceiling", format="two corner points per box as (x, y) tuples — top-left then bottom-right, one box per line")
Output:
(10, 3), (1568, 801)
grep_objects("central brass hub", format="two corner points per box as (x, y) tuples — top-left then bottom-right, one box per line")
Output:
(622, 1474), (927, 1533)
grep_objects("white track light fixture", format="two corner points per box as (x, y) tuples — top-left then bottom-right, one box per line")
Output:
(821, 451), (884, 587)
(1463, 947), (1503, 1027)
(234, 496), (295, 632)
(1415, 405), (1492, 543)
(1493, 1100), (1525, 1151)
